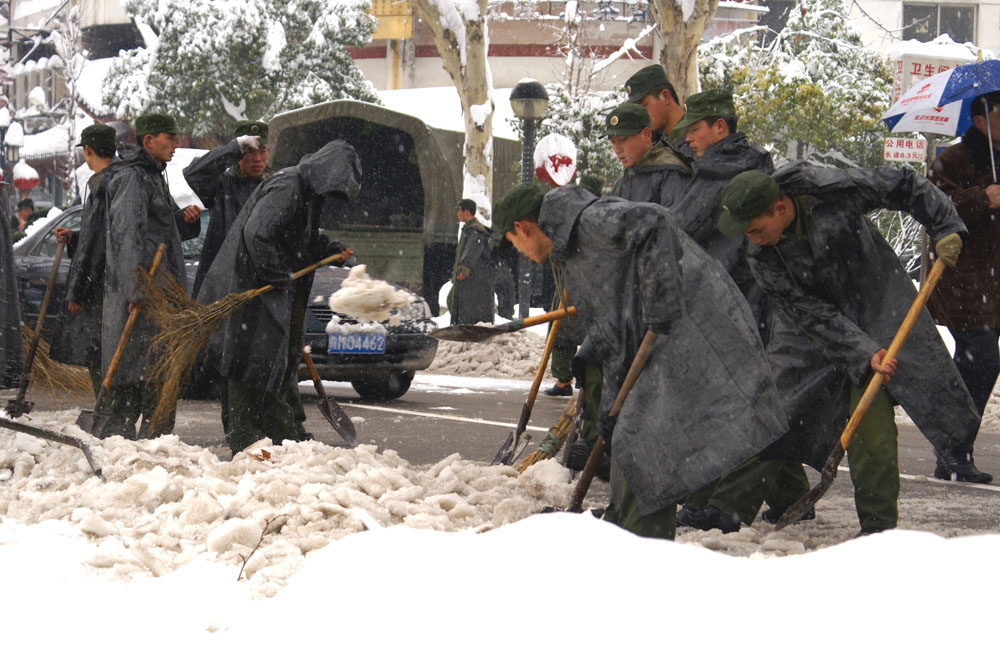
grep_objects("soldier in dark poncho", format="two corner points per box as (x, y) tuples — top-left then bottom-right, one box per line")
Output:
(184, 119), (273, 296)
(1, 183), (22, 388)
(50, 124), (119, 392)
(197, 140), (358, 454)
(721, 165), (987, 535)
(607, 103), (691, 208)
(492, 182), (788, 539)
(102, 113), (202, 438)
(449, 198), (495, 325)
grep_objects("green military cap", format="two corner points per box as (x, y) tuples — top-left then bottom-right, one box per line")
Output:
(17, 198), (33, 210)
(234, 120), (268, 143)
(605, 103), (651, 137)
(672, 88), (736, 134)
(578, 173), (604, 196)
(134, 112), (180, 138)
(491, 183), (544, 251)
(718, 170), (781, 237)
(625, 64), (671, 104)
(77, 124), (117, 150)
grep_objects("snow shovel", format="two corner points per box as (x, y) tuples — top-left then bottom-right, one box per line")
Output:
(0, 416), (105, 481)
(301, 346), (357, 447)
(491, 308), (567, 465)
(77, 243), (166, 436)
(775, 258), (948, 530)
(7, 240), (66, 417)
(568, 329), (659, 513)
(432, 306), (577, 343)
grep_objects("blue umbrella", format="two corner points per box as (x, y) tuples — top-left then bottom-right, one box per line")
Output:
(882, 59), (1000, 136)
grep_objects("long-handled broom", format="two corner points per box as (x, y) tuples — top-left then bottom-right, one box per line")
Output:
(19, 323), (94, 398)
(144, 252), (346, 433)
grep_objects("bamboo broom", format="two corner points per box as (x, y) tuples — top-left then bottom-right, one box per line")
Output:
(20, 323), (95, 398)
(513, 394), (578, 473)
(144, 252), (346, 433)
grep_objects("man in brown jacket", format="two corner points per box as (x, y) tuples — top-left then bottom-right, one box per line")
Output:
(927, 91), (1000, 483)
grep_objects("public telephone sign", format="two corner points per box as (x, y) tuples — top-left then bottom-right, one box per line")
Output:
(883, 136), (927, 163)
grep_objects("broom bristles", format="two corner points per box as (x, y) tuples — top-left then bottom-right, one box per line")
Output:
(144, 274), (262, 433)
(513, 395), (578, 473)
(20, 323), (95, 398)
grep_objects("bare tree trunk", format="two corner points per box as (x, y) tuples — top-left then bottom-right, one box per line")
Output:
(650, 0), (720, 101)
(408, 0), (494, 215)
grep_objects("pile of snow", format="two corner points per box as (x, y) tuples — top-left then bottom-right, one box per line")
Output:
(427, 329), (549, 379)
(0, 411), (573, 598)
(327, 264), (414, 323)
(12, 206), (63, 251)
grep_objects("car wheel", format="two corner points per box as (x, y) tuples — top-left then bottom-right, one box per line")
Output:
(351, 372), (414, 401)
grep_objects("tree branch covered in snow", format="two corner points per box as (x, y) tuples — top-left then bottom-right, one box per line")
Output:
(103, 0), (379, 137)
(700, 0), (892, 168)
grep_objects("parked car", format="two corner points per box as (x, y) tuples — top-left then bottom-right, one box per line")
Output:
(13, 207), (438, 401)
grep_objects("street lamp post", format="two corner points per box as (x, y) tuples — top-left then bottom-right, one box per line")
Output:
(509, 79), (549, 319)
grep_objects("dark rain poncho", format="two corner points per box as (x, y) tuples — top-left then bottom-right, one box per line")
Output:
(610, 142), (692, 209)
(50, 167), (115, 368)
(451, 219), (495, 324)
(748, 162), (980, 469)
(198, 140), (360, 393)
(668, 132), (773, 320)
(1, 186), (22, 388)
(103, 144), (200, 385)
(540, 187), (788, 515)
(183, 139), (271, 296)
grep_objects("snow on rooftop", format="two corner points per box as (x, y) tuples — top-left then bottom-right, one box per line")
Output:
(76, 58), (115, 115)
(377, 86), (520, 140)
(887, 34), (993, 61)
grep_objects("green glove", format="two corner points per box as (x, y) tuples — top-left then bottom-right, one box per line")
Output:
(935, 233), (962, 267)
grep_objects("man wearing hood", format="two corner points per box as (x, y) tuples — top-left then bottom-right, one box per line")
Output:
(492, 182), (788, 539)
(926, 92), (1000, 483)
(197, 140), (358, 454)
(50, 124), (119, 392)
(102, 113), (202, 438)
(722, 165), (986, 534)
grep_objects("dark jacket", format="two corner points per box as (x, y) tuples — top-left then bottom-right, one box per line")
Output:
(1, 186), (22, 387)
(450, 218), (495, 324)
(610, 142), (692, 208)
(748, 162), (979, 468)
(540, 186), (787, 515)
(198, 140), (360, 393)
(669, 132), (774, 332)
(103, 143), (200, 385)
(927, 128), (1000, 330)
(183, 139), (271, 296)
(50, 166), (114, 368)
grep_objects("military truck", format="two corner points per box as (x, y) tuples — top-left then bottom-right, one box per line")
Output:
(268, 100), (521, 313)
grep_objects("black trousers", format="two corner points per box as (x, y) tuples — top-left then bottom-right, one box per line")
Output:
(951, 327), (1000, 453)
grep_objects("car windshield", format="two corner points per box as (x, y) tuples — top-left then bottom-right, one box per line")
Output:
(32, 209), (83, 257)
(182, 211), (210, 259)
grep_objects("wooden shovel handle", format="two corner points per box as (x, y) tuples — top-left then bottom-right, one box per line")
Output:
(518, 305), (577, 329)
(16, 240), (66, 398)
(839, 258), (946, 451)
(100, 243), (167, 393)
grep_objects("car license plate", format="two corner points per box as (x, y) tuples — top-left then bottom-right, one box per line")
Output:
(328, 332), (386, 355)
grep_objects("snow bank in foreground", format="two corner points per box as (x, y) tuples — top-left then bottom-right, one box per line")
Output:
(0, 411), (572, 598)
(1, 512), (997, 666)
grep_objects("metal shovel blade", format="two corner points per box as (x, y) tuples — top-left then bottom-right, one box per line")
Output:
(431, 323), (517, 343)
(75, 408), (112, 438)
(774, 446), (845, 530)
(318, 395), (357, 447)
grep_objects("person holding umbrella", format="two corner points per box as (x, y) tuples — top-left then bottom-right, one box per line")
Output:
(926, 91), (1000, 483)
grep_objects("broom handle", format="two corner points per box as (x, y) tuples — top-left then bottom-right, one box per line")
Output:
(97, 243), (167, 405)
(15, 240), (66, 400)
(838, 258), (946, 451)
(243, 252), (346, 300)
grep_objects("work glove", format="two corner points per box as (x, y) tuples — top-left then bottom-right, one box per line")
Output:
(237, 135), (261, 152)
(935, 233), (962, 267)
(646, 321), (672, 337)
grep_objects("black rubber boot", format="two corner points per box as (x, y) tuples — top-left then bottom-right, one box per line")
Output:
(936, 453), (993, 484)
(567, 440), (610, 482)
(676, 505), (741, 534)
(760, 505), (816, 524)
